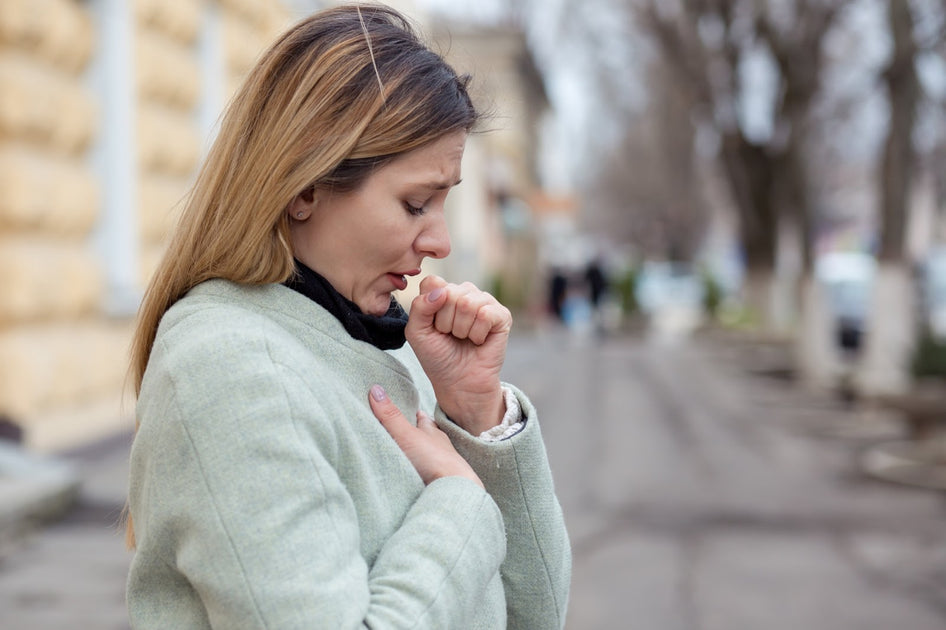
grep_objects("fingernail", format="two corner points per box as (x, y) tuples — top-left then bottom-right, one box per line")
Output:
(427, 287), (444, 302)
(370, 385), (387, 402)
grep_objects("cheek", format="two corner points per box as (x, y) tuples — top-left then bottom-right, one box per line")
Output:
(374, 238), (411, 266)
(350, 233), (404, 276)
(374, 220), (420, 256)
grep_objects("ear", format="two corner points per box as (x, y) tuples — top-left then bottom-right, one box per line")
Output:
(288, 187), (316, 221)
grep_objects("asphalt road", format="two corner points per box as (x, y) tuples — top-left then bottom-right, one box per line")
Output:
(507, 327), (946, 630)
(1, 326), (944, 629)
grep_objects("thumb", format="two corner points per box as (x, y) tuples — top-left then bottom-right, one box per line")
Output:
(406, 275), (448, 333)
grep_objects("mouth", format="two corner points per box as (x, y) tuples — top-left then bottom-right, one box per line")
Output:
(387, 268), (421, 291)
(387, 273), (408, 291)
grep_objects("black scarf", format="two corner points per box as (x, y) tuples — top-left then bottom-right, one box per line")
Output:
(284, 260), (408, 350)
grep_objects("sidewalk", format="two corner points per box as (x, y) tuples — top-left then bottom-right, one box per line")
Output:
(0, 431), (133, 630)
(0, 441), (80, 555)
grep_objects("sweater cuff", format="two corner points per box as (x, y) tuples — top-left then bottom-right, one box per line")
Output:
(478, 386), (525, 442)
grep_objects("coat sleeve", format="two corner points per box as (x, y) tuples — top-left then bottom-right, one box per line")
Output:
(434, 384), (572, 630)
(128, 331), (507, 629)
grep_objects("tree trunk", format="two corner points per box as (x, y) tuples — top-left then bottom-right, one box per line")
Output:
(857, 263), (916, 395)
(794, 271), (841, 388)
(780, 125), (831, 380)
(876, 8), (918, 264)
(741, 268), (779, 331)
(720, 132), (780, 326)
(857, 0), (920, 396)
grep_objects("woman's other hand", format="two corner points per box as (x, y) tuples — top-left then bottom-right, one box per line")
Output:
(369, 385), (483, 488)
(405, 275), (511, 435)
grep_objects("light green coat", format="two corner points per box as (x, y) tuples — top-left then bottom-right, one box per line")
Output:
(127, 279), (571, 629)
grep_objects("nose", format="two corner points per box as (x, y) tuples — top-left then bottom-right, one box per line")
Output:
(415, 211), (451, 259)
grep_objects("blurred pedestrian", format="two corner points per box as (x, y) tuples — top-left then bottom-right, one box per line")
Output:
(585, 258), (608, 311)
(123, 5), (570, 629)
(585, 257), (609, 333)
(548, 267), (568, 321)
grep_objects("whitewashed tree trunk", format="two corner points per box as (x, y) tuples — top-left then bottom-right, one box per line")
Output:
(771, 271), (798, 335)
(794, 273), (840, 388)
(743, 268), (790, 334)
(855, 262), (916, 396)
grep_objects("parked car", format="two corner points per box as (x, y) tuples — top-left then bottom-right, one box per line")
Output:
(815, 251), (875, 353)
(918, 247), (946, 340)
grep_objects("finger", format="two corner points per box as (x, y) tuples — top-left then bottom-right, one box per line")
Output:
(406, 276), (449, 335)
(433, 285), (459, 334)
(416, 409), (437, 430)
(432, 282), (478, 335)
(416, 411), (453, 450)
(369, 385), (413, 441)
(467, 310), (492, 345)
(418, 274), (448, 295)
(449, 292), (492, 340)
(468, 303), (512, 345)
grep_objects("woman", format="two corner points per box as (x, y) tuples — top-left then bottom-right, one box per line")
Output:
(125, 4), (571, 629)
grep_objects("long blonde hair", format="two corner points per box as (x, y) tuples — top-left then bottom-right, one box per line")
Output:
(126, 3), (477, 547)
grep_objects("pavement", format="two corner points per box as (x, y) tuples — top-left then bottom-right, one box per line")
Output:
(0, 325), (944, 629)
(0, 431), (133, 630)
(0, 440), (80, 555)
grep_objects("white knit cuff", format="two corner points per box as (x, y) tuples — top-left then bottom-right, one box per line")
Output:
(478, 386), (524, 442)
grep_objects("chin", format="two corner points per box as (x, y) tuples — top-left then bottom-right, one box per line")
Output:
(363, 296), (392, 317)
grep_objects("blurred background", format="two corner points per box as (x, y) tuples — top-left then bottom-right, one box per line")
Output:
(2, 0), (946, 628)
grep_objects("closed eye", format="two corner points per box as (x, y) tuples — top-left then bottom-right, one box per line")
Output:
(405, 201), (425, 216)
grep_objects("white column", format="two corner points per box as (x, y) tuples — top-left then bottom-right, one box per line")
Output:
(198, 1), (225, 150)
(90, 0), (140, 315)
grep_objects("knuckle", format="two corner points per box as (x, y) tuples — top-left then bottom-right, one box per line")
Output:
(457, 294), (477, 311)
(434, 315), (452, 332)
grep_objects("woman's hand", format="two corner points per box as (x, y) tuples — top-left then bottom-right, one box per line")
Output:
(405, 276), (512, 436)
(369, 385), (483, 488)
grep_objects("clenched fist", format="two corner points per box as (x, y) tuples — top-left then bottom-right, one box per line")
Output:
(406, 275), (512, 436)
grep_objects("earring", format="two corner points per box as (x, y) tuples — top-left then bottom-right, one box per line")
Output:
(296, 211), (304, 218)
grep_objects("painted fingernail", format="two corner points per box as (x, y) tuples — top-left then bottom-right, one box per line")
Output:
(370, 385), (387, 402)
(426, 287), (444, 302)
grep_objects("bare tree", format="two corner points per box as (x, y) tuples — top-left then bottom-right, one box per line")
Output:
(857, 0), (924, 395)
(630, 0), (844, 328)
(583, 52), (708, 262)
(879, 0), (921, 263)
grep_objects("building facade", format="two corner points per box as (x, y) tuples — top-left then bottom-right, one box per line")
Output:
(0, 0), (295, 451)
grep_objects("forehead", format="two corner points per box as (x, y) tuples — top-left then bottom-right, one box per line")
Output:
(381, 131), (467, 186)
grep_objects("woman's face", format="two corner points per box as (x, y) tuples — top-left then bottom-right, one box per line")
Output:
(289, 130), (466, 316)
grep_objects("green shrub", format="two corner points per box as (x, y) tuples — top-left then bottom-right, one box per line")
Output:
(701, 269), (723, 319)
(911, 333), (946, 378)
(613, 267), (639, 317)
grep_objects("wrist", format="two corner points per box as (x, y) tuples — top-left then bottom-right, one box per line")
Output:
(439, 387), (505, 435)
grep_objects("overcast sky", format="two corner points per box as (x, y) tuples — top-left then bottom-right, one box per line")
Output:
(416, 0), (511, 23)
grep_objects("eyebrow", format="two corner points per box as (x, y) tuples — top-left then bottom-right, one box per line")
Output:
(422, 177), (463, 191)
